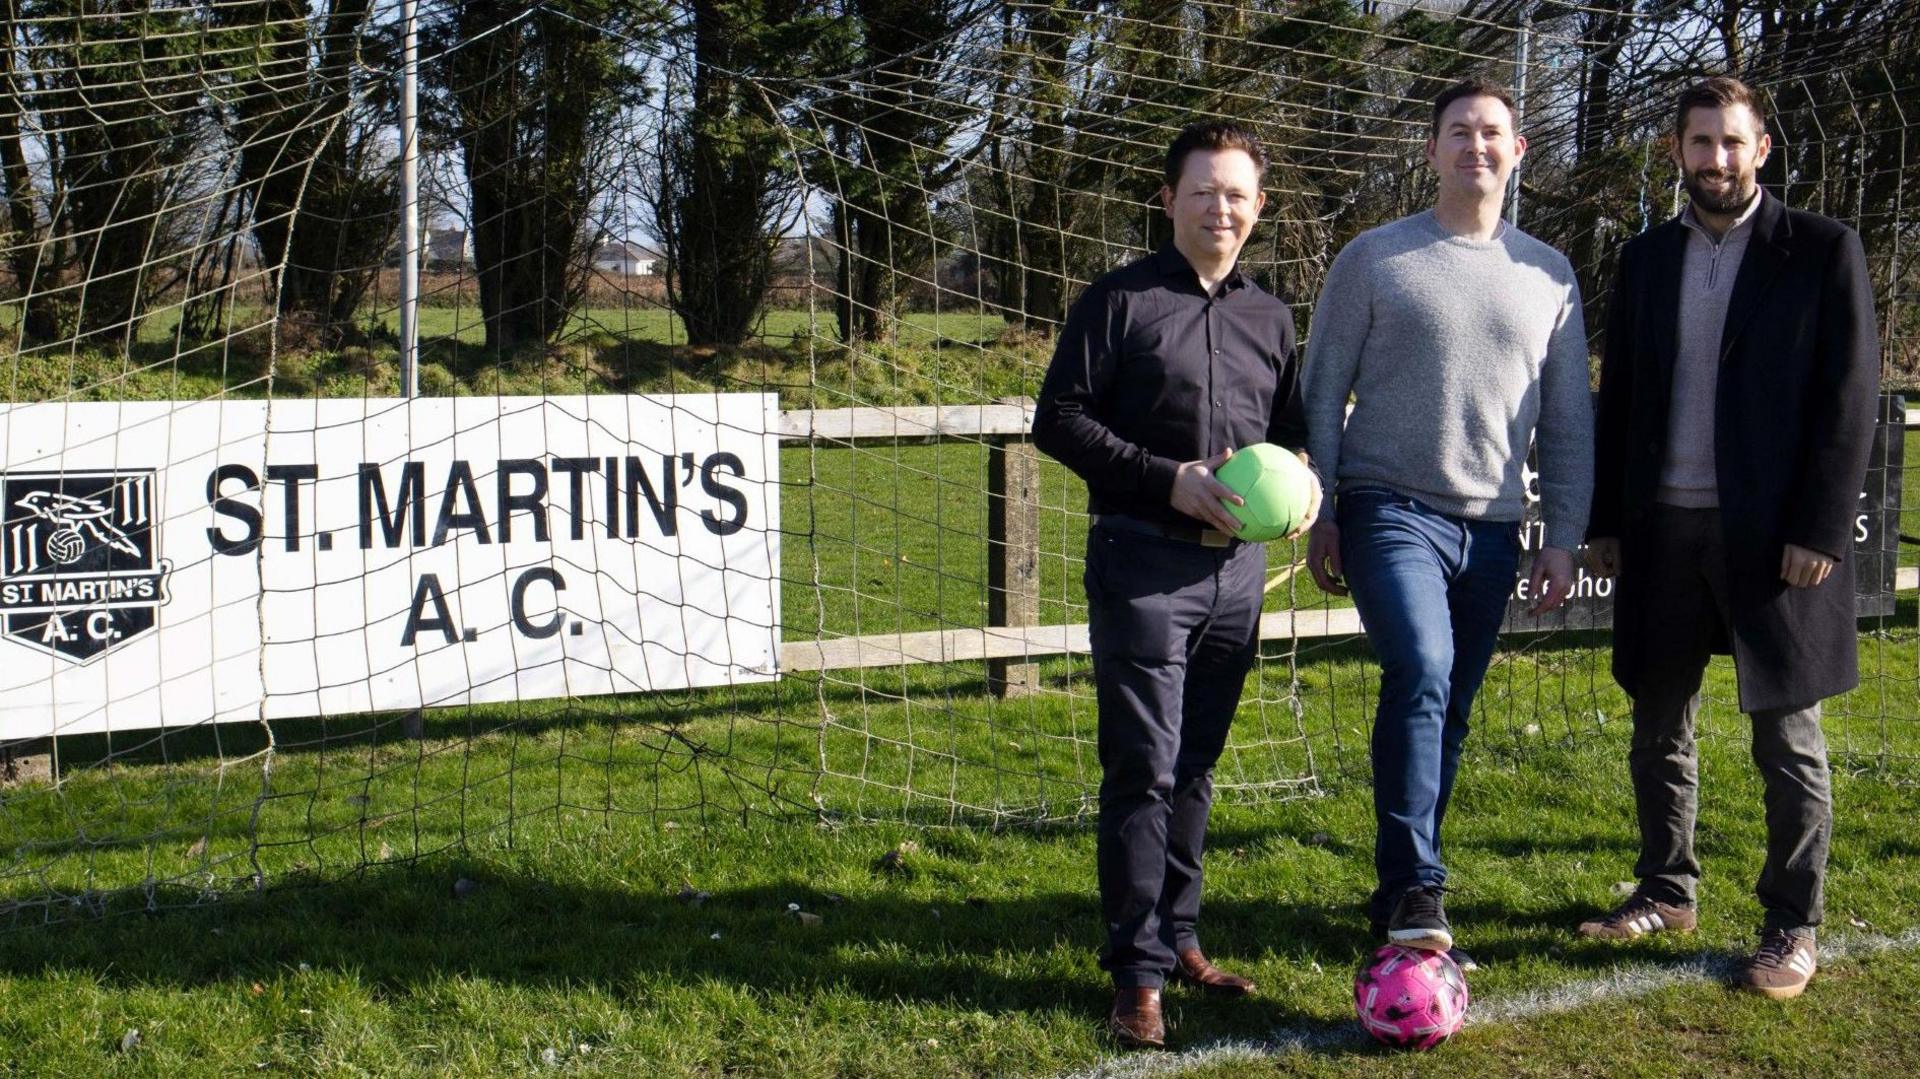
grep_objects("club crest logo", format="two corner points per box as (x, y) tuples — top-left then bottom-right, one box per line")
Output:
(0, 470), (171, 662)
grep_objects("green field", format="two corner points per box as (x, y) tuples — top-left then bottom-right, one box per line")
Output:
(0, 307), (1044, 414)
(0, 297), (1014, 349)
(410, 306), (1014, 352)
(1, 656), (1917, 1075)
(0, 327), (1915, 1073)
(0, 428), (1915, 1074)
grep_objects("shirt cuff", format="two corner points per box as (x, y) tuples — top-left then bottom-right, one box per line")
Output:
(1142, 455), (1181, 506)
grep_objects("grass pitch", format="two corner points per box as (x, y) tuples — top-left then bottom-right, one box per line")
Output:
(2, 676), (1918, 1075)
(1, 463), (1914, 1075)
(0, 327), (1914, 1074)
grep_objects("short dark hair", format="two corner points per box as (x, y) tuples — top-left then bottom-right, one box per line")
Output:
(1163, 121), (1269, 190)
(1674, 76), (1766, 138)
(1430, 78), (1518, 138)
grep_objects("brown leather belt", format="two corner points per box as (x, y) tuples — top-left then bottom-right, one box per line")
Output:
(1091, 514), (1233, 548)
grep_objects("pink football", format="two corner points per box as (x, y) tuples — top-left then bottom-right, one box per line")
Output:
(1353, 944), (1470, 1050)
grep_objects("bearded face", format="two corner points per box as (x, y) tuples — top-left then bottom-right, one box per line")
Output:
(1674, 103), (1771, 217)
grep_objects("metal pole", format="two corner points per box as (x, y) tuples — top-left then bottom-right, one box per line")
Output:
(398, 0), (424, 740)
(1508, 9), (1530, 226)
(399, 0), (420, 399)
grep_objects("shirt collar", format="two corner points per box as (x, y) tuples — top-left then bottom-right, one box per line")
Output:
(1154, 243), (1249, 296)
(1681, 187), (1765, 241)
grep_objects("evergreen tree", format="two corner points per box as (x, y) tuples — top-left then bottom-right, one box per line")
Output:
(433, 0), (656, 354)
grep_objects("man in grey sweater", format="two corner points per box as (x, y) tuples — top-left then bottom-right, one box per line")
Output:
(1302, 79), (1594, 956)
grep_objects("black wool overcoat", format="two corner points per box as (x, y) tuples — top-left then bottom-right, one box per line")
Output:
(1589, 190), (1881, 713)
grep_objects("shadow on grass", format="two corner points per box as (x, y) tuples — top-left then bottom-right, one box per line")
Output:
(0, 854), (1783, 1061)
(1431, 896), (1753, 977)
(0, 858), (1388, 1045)
(15, 680), (1097, 799)
(1456, 831), (1638, 858)
(1876, 838), (1920, 860)
(7, 332), (277, 401)
(19, 673), (838, 774)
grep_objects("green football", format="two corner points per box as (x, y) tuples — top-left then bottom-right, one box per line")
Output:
(1213, 442), (1315, 542)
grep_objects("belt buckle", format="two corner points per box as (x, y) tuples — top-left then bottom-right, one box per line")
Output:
(1200, 529), (1230, 548)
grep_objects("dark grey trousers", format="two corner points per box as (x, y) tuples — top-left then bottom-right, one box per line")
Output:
(1085, 519), (1265, 988)
(1627, 504), (1831, 932)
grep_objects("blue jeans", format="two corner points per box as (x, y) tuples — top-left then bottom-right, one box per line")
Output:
(1338, 486), (1520, 923)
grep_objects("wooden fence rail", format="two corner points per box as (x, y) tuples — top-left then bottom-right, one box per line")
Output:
(775, 398), (1917, 685)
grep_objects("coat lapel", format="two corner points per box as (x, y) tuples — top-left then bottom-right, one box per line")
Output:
(1717, 191), (1792, 361)
(1644, 220), (1687, 385)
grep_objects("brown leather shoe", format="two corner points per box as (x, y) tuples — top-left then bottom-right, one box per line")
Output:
(1173, 948), (1256, 996)
(1107, 987), (1165, 1049)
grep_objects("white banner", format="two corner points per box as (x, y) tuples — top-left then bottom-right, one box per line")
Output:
(0, 395), (782, 738)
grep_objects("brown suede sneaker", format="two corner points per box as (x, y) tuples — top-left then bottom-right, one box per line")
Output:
(1576, 892), (1699, 940)
(1739, 928), (1817, 1000)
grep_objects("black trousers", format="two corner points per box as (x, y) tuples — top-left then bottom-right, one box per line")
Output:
(1626, 504), (1831, 931)
(1086, 519), (1265, 988)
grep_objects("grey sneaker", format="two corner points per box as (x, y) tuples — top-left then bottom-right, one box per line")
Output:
(1740, 928), (1816, 1000)
(1577, 892), (1698, 940)
(1370, 918), (1475, 972)
(1387, 885), (1452, 952)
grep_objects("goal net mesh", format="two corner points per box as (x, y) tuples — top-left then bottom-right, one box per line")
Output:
(0, 0), (1914, 923)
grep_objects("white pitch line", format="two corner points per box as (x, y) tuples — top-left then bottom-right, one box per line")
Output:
(1059, 927), (1920, 1079)
(1468, 925), (1920, 1025)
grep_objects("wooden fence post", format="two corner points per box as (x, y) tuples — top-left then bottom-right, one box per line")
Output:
(986, 397), (1040, 697)
(0, 738), (51, 786)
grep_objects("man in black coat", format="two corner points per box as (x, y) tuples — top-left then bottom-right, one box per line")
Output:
(1578, 76), (1880, 1002)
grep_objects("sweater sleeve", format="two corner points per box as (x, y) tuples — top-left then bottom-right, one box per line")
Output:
(1534, 264), (1596, 551)
(1300, 238), (1373, 503)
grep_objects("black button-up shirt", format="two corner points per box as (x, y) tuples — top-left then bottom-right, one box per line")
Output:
(1031, 245), (1309, 528)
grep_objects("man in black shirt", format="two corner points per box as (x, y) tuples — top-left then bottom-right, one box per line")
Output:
(1032, 121), (1319, 1049)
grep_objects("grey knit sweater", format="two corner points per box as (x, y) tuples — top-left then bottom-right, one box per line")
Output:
(1301, 211), (1594, 550)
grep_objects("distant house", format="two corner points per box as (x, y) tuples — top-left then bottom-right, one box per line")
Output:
(386, 227), (472, 269)
(426, 228), (470, 269)
(592, 241), (659, 276)
(773, 235), (836, 275)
